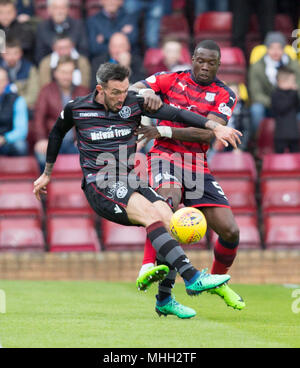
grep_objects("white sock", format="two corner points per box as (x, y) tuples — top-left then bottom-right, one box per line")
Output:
(139, 263), (155, 277)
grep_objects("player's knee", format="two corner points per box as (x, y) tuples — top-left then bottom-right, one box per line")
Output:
(147, 203), (165, 224)
(221, 224), (240, 244)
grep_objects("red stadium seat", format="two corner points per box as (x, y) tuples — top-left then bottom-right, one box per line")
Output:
(194, 12), (233, 47)
(218, 47), (246, 84)
(217, 179), (257, 213)
(0, 181), (43, 217)
(261, 179), (300, 214)
(210, 213), (261, 249)
(143, 46), (191, 76)
(102, 220), (146, 250)
(257, 118), (275, 158)
(51, 154), (82, 179)
(0, 156), (39, 180)
(261, 153), (300, 179)
(160, 13), (190, 43)
(47, 179), (93, 216)
(210, 152), (257, 181)
(48, 216), (101, 252)
(0, 217), (45, 252)
(264, 213), (300, 249)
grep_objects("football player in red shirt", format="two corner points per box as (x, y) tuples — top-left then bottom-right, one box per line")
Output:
(132, 40), (245, 317)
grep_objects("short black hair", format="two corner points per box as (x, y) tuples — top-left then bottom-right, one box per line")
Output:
(277, 66), (295, 80)
(194, 40), (221, 58)
(96, 63), (131, 85)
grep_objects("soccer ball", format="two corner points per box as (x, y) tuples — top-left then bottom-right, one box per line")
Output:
(170, 207), (207, 244)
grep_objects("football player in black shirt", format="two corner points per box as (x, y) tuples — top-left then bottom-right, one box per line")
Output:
(33, 63), (242, 318)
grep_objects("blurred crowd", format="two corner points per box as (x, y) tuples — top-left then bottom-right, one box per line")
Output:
(0, 0), (299, 169)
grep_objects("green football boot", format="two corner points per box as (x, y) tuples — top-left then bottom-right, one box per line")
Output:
(155, 297), (196, 319)
(185, 269), (231, 296)
(208, 283), (246, 310)
(136, 265), (169, 291)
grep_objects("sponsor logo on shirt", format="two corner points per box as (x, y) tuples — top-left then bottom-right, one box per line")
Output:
(80, 112), (99, 117)
(218, 103), (232, 117)
(90, 128), (131, 141)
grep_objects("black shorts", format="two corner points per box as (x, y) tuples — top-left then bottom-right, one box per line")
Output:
(147, 155), (230, 209)
(82, 176), (165, 226)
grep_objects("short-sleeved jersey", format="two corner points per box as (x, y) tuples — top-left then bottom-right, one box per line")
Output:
(143, 70), (237, 173)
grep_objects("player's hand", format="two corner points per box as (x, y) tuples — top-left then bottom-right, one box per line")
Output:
(33, 173), (51, 201)
(141, 91), (163, 113)
(212, 124), (242, 149)
(135, 125), (161, 145)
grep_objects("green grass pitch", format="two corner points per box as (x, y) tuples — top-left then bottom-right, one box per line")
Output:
(0, 280), (299, 348)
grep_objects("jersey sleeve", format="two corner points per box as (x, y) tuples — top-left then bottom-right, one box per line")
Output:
(209, 86), (237, 124)
(141, 72), (175, 94)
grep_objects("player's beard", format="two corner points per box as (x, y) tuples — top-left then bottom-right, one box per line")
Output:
(104, 92), (123, 113)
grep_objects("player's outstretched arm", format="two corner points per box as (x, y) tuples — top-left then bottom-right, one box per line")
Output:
(139, 103), (242, 149)
(33, 104), (74, 201)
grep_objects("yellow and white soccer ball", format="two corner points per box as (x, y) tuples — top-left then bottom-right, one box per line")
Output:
(170, 207), (207, 244)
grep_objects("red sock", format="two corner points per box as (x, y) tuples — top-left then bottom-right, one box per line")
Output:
(142, 237), (157, 265)
(211, 237), (238, 274)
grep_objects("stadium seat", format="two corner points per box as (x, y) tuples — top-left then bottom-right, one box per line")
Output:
(210, 213), (261, 249)
(218, 47), (246, 84)
(193, 12), (233, 47)
(217, 179), (257, 213)
(264, 213), (300, 249)
(257, 118), (275, 158)
(47, 179), (93, 216)
(261, 179), (300, 214)
(48, 216), (101, 252)
(0, 156), (39, 180)
(209, 152), (257, 181)
(101, 220), (146, 251)
(261, 153), (300, 179)
(51, 154), (82, 179)
(0, 217), (45, 252)
(160, 13), (190, 43)
(0, 182), (43, 217)
(143, 46), (192, 76)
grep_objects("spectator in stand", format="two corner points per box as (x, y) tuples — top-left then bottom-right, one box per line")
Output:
(34, 56), (89, 171)
(248, 31), (300, 135)
(123, 0), (163, 49)
(232, 0), (276, 56)
(0, 0), (35, 61)
(194, 0), (228, 15)
(35, 0), (88, 64)
(159, 38), (191, 72)
(91, 32), (145, 90)
(0, 37), (39, 112)
(271, 67), (300, 153)
(0, 67), (28, 156)
(39, 34), (91, 89)
(87, 0), (138, 59)
(16, 0), (34, 23)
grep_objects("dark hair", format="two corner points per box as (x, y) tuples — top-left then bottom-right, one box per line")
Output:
(277, 66), (295, 80)
(0, 0), (15, 7)
(5, 37), (22, 49)
(52, 33), (74, 47)
(54, 55), (76, 70)
(96, 62), (131, 85)
(194, 40), (221, 58)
